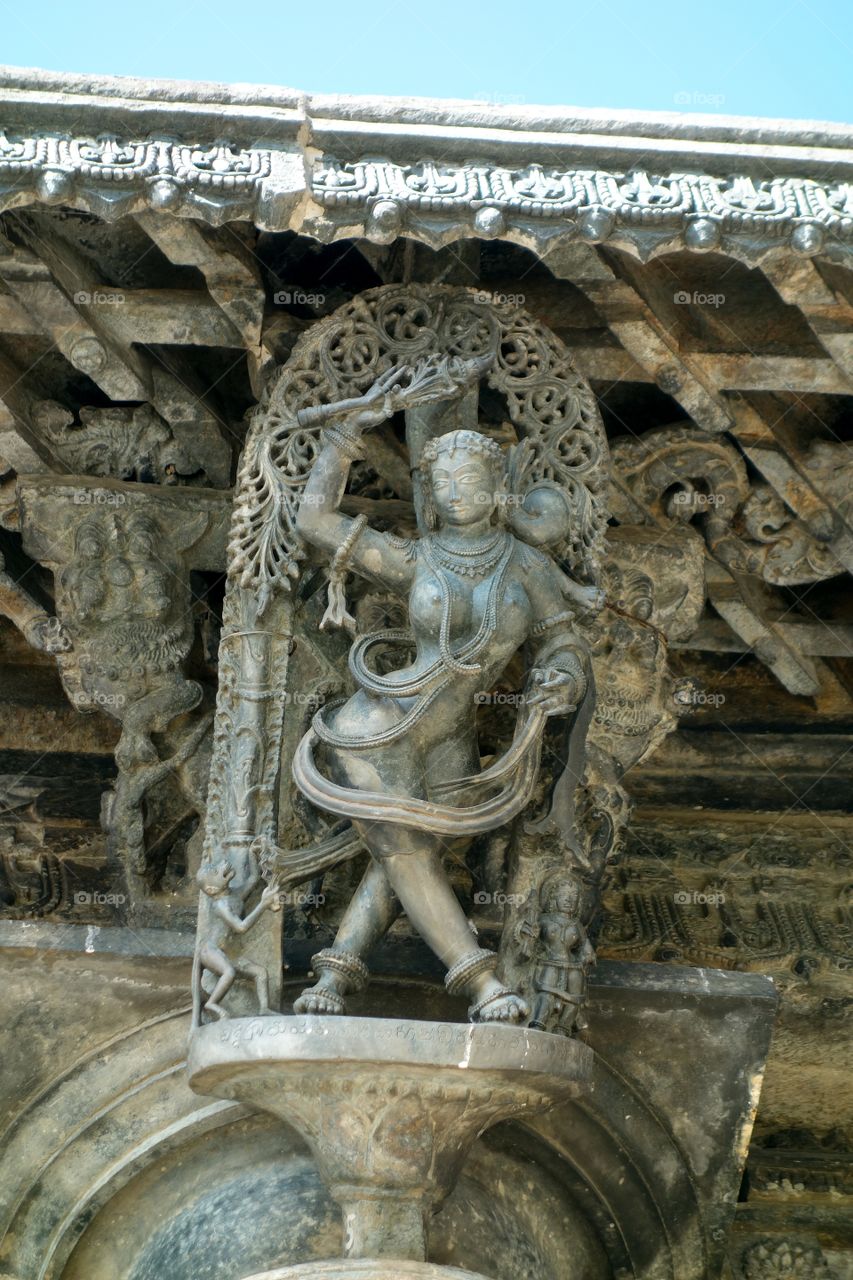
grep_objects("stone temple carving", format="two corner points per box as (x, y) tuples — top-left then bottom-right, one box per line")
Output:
(18, 476), (227, 905)
(184, 283), (623, 1263)
(2, 70), (848, 1280)
(195, 283), (613, 1031)
(34, 399), (211, 486)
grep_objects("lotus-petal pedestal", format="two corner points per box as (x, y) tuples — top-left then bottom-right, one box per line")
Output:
(188, 1016), (592, 1268)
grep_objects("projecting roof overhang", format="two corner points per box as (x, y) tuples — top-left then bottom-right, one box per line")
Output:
(0, 65), (850, 267)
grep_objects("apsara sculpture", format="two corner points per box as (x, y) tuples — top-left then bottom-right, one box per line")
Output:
(193, 285), (611, 1033)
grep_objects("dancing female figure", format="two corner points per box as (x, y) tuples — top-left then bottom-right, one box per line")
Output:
(290, 358), (595, 1023)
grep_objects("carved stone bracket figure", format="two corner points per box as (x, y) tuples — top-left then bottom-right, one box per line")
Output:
(33, 399), (211, 486)
(608, 422), (852, 695)
(516, 868), (596, 1034)
(188, 283), (737, 1272)
(17, 475), (229, 904)
(199, 283), (611, 1026)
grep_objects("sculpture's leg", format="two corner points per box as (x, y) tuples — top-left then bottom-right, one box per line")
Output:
(237, 958), (274, 1016)
(115, 677), (201, 771)
(529, 989), (552, 1031)
(294, 856), (400, 1014)
(200, 946), (235, 1020)
(358, 822), (528, 1023)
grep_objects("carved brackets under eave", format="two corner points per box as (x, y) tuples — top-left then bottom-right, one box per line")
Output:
(16, 474), (231, 898)
(1, 217), (233, 487)
(609, 423), (851, 696)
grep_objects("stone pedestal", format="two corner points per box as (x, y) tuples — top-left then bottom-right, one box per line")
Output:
(188, 1016), (592, 1266)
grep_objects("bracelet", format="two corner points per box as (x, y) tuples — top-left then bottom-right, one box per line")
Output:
(332, 514), (368, 577)
(531, 610), (575, 637)
(323, 422), (366, 461)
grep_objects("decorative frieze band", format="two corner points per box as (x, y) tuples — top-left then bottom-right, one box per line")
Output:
(0, 129), (303, 227)
(313, 157), (852, 258)
(0, 128), (850, 261)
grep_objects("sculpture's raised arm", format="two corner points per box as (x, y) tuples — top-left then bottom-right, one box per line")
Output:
(293, 365), (418, 612)
(292, 353), (494, 629)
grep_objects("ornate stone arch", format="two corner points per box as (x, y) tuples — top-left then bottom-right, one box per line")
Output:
(230, 283), (609, 605)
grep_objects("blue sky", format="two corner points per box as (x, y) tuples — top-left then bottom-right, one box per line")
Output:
(4, 0), (851, 124)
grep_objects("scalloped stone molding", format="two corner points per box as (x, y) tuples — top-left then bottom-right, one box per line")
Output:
(0, 73), (850, 268)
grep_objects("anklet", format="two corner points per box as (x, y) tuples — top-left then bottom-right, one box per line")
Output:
(468, 986), (516, 1020)
(312, 947), (370, 992)
(444, 948), (498, 997)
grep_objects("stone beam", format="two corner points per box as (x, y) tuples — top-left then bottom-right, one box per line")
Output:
(2, 213), (233, 485)
(563, 345), (852, 394)
(761, 255), (853, 384)
(134, 213), (271, 393)
(553, 242), (736, 432)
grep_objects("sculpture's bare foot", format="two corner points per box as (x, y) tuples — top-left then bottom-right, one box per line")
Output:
(257, 1005), (279, 1017)
(469, 979), (529, 1024)
(204, 1001), (229, 1020)
(294, 981), (346, 1015)
(478, 992), (529, 1023)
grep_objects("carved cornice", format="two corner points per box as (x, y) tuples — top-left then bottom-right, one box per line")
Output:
(311, 159), (853, 262)
(0, 130), (305, 227)
(0, 125), (850, 265)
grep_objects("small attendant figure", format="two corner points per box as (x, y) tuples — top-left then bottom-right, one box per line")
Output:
(518, 870), (596, 1035)
(194, 860), (281, 1021)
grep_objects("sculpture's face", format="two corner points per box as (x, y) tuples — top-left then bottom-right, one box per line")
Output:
(429, 450), (496, 527)
(199, 861), (235, 896)
(544, 880), (579, 914)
